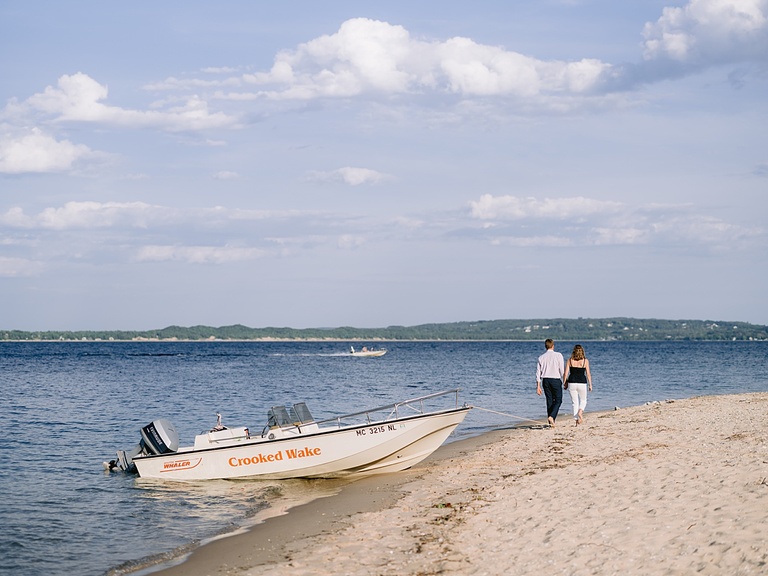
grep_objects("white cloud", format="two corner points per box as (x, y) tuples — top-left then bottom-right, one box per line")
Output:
(643, 0), (768, 64)
(393, 216), (426, 229)
(4, 3), (764, 156)
(650, 214), (764, 248)
(149, 7), (768, 107)
(0, 202), (304, 232)
(0, 128), (94, 174)
(212, 170), (240, 180)
(4, 73), (240, 132)
(1, 201), (163, 229)
(215, 18), (614, 102)
(490, 235), (573, 247)
(467, 193), (765, 250)
(436, 37), (610, 97)
(592, 227), (649, 245)
(200, 66), (241, 74)
(309, 166), (392, 186)
(337, 234), (366, 249)
(135, 245), (266, 264)
(244, 19), (414, 97)
(143, 77), (233, 91)
(0, 256), (44, 277)
(469, 194), (623, 220)
(1, 192), (762, 278)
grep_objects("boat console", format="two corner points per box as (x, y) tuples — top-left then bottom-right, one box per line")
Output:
(193, 426), (250, 449)
(262, 402), (319, 439)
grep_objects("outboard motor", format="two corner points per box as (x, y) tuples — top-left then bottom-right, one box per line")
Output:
(106, 419), (179, 473)
(140, 419), (179, 455)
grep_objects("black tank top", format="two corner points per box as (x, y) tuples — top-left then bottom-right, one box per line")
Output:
(567, 364), (588, 384)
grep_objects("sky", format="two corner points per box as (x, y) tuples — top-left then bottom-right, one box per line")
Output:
(1, 0), (767, 330)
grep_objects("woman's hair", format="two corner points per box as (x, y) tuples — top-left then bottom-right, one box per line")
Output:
(571, 344), (585, 361)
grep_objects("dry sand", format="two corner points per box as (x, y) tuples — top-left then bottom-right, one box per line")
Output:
(152, 393), (768, 576)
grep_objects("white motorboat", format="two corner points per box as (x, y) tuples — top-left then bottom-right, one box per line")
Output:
(350, 346), (387, 357)
(106, 389), (470, 481)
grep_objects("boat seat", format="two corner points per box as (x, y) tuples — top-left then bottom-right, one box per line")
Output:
(267, 406), (293, 428)
(292, 402), (314, 424)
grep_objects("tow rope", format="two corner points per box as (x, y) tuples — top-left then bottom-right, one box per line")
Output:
(470, 405), (545, 427)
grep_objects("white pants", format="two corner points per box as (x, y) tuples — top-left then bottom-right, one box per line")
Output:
(568, 383), (588, 418)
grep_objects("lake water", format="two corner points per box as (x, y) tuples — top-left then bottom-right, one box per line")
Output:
(1, 340), (766, 576)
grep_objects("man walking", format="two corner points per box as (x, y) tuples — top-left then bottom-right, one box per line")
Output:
(536, 338), (564, 427)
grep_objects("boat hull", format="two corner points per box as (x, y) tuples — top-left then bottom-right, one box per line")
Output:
(351, 350), (386, 357)
(132, 407), (469, 481)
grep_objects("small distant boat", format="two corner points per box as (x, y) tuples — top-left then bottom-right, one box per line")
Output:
(106, 389), (469, 481)
(350, 346), (387, 357)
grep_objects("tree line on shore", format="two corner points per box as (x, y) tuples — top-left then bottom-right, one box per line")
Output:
(2, 317), (767, 342)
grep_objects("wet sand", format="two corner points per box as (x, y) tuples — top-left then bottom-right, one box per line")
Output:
(151, 393), (768, 575)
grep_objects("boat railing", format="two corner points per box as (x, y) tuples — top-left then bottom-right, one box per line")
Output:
(316, 388), (463, 429)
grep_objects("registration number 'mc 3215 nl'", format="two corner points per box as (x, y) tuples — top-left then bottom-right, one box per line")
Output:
(356, 423), (400, 436)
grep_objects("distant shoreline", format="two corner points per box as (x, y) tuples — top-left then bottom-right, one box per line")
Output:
(2, 338), (767, 343)
(4, 317), (766, 342)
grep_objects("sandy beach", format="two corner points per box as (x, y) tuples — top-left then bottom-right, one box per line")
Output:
(152, 392), (768, 576)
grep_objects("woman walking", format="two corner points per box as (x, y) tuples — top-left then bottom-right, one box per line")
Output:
(564, 344), (592, 425)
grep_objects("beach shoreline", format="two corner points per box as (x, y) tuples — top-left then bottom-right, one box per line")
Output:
(147, 392), (768, 576)
(140, 425), (511, 576)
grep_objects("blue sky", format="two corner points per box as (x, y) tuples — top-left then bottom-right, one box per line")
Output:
(1, 0), (767, 330)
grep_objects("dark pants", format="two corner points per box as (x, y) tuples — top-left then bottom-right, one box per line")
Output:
(542, 378), (563, 421)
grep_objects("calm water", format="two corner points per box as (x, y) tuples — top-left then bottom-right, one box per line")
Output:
(1, 340), (766, 576)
